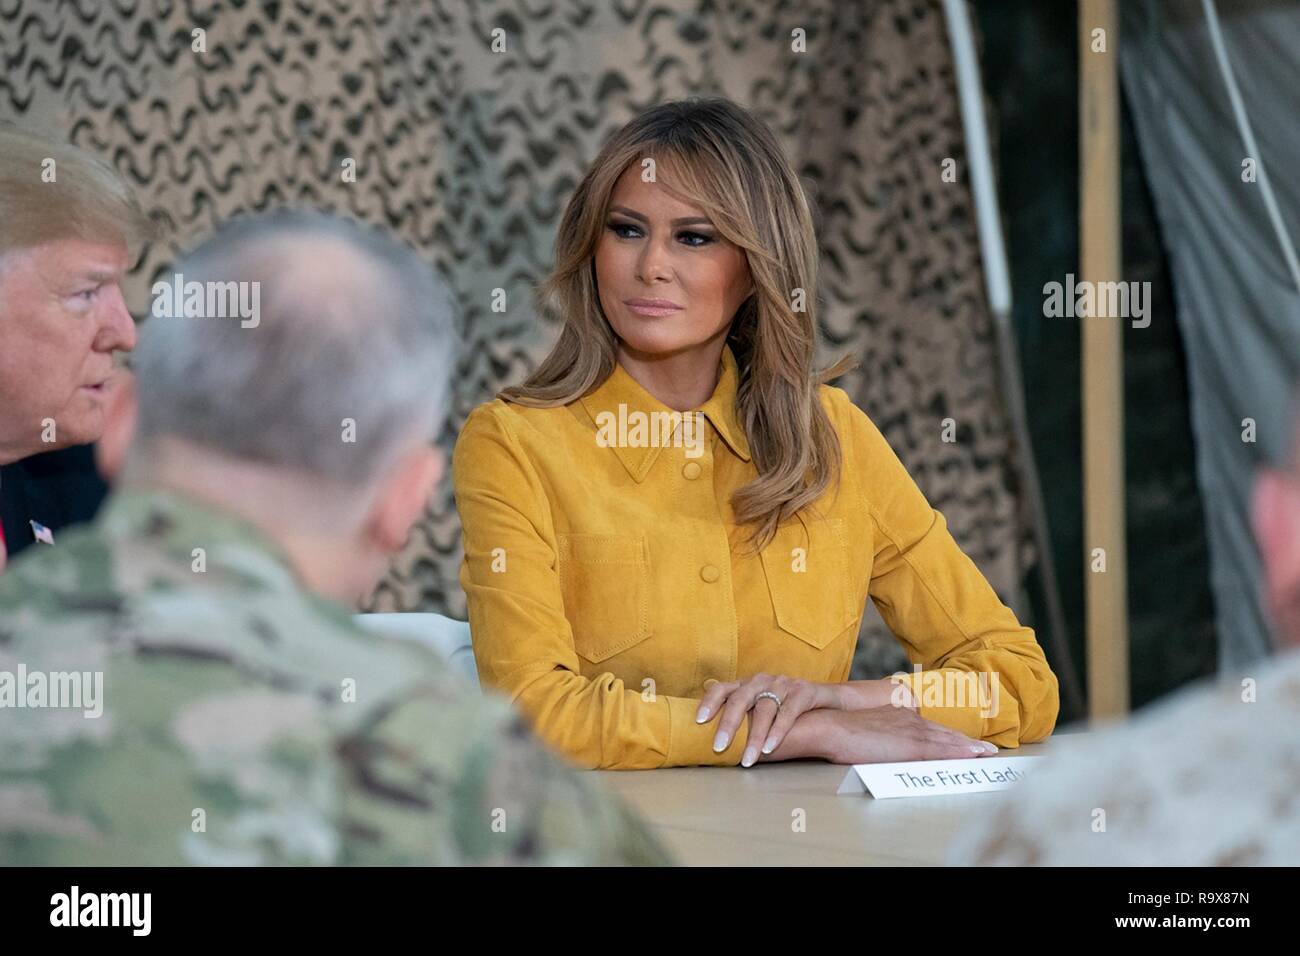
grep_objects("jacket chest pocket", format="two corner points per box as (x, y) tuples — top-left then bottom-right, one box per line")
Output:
(759, 517), (861, 650)
(556, 533), (652, 664)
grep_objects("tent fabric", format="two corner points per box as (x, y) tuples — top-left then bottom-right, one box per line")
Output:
(1120, 0), (1300, 669)
(0, 0), (1033, 681)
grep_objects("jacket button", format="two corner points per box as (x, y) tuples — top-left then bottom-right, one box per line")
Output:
(700, 564), (720, 583)
(682, 461), (702, 480)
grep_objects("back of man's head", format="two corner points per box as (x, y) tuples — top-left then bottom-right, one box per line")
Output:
(110, 210), (458, 602)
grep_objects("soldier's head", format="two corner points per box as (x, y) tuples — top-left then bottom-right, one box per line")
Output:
(0, 124), (154, 464)
(1252, 397), (1300, 650)
(97, 209), (458, 603)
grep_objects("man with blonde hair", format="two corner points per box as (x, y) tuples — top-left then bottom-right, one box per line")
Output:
(0, 123), (154, 569)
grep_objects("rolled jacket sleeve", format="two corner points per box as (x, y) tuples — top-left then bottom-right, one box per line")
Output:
(846, 400), (1061, 747)
(453, 404), (748, 770)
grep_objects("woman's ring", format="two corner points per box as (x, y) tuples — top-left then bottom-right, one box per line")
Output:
(755, 690), (782, 709)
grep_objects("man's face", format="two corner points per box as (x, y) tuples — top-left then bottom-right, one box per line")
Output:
(0, 237), (136, 463)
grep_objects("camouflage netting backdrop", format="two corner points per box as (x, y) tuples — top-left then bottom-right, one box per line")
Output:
(0, 0), (1034, 679)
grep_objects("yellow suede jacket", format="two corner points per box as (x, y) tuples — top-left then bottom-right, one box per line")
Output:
(453, 346), (1059, 769)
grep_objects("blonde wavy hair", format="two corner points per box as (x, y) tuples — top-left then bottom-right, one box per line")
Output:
(502, 97), (855, 551)
(0, 122), (155, 266)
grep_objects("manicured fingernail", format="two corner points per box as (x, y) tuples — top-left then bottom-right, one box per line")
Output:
(696, 706), (711, 723)
(713, 730), (730, 752)
(970, 745), (988, 754)
(762, 737), (777, 754)
(984, 743), (999, 753)
(742, 746), (758, 767)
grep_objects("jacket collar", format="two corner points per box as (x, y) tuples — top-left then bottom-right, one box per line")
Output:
(579, 345), (752, 482)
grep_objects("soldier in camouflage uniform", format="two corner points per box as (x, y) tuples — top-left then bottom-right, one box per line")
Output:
(0, 211), (670, 866)
(949, 407), (1300, 866)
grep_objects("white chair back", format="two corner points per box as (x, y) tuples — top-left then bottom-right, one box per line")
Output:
(353, 613), (479, 689)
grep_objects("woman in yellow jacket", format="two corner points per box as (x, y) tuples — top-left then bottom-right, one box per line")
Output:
(454, 97), (1060, 770)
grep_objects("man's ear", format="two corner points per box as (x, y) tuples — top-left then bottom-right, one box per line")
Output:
(1254, 468), (1300, 584)
(365, 445), (443, 554)
(95, 370), (138, 483)
(1253, 470), (1298, 561)
(1253, 468), (1300, 649)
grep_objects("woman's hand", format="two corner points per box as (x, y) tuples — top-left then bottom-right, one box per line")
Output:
(696, 674), (851, 767)
(803, 706), (1000, 764)
(840, 677), (918, 710)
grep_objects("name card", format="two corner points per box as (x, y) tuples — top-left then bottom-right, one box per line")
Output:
(837, 756), (1044, 798)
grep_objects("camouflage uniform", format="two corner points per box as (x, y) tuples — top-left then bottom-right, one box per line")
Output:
(948, 648), (1300, 866)
(0, 489), (670, 865)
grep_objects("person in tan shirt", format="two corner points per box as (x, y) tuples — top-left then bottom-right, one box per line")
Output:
(949, 403), (1300, 865)
(454, 98), (1059, 770)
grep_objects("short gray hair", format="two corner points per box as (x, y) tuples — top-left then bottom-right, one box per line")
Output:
(133, 210), (458, 485)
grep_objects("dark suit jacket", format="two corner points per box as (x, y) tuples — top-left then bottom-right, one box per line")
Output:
(0, 444), (109, 559)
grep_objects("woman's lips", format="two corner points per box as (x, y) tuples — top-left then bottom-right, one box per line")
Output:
(625, 298), (683, 317)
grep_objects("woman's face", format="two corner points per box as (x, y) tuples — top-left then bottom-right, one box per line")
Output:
(594, 164), (753, 360)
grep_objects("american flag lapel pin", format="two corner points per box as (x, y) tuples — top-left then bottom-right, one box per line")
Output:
(30, 520), (55, 546)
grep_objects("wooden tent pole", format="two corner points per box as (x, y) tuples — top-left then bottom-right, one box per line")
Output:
(1079, 0), (1129, 720)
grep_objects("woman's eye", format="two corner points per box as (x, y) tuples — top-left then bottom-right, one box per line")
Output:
(608, 222), (642, 239)
(677, 231), (713, 247)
